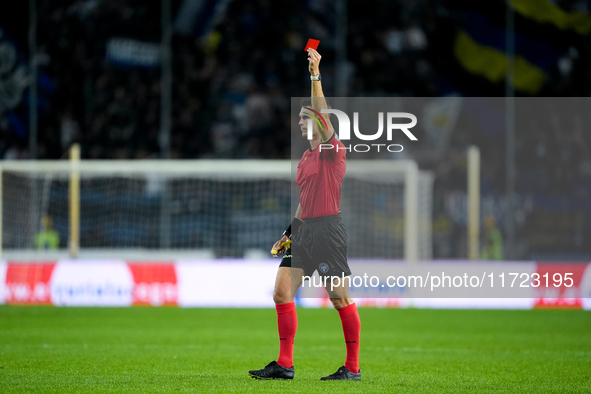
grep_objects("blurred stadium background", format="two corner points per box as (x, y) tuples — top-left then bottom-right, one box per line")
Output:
(1, 1), (591, 392)
(1, 0), (591, 263)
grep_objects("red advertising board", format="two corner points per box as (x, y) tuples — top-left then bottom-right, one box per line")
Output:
(5, 262), (56, 305)
(0, 260), (589, 309)
(128, 263), (178, 306)
(534, 263), (588, 309)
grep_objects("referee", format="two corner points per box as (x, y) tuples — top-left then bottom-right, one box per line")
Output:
(249, 48), (361, 381)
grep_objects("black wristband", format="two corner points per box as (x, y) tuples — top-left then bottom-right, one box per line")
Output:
(283, 218), (303, 238)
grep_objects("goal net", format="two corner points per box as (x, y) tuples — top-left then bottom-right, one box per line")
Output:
(0, 160), (432, 260)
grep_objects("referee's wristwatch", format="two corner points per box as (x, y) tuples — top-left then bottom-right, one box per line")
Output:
(310, 73), (321, 81)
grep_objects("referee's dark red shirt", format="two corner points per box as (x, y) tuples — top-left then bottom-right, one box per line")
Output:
(296, 133), (346, 220)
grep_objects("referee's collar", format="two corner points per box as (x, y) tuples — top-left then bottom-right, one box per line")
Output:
(309, 131), (336, 152)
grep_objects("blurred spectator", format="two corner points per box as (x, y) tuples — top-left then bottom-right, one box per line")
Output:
(34, 216), (60, 250)
(481, 216), (504, 261)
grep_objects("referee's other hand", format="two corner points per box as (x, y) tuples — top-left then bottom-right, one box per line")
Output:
(271, 235), (290, 257)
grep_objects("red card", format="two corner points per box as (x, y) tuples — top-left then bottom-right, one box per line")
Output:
(305, 38), (320, 51)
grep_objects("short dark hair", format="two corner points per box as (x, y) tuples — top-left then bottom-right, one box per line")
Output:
(299, 98), (331, 108)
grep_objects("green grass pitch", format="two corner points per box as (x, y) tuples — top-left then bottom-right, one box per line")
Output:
(0, 306), (590, 393)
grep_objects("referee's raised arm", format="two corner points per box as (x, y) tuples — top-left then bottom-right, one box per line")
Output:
(307, 48), (334, 142)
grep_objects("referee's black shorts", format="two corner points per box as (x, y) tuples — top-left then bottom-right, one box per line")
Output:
(279, 214), (351, 278)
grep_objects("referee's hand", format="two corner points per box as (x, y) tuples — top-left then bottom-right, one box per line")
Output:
(308, 48), (321, 76)
(271, 235), (290, 257)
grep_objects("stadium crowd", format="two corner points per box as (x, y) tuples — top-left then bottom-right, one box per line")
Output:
(4, 0), (590, 160)
(3, 0), (441, 160)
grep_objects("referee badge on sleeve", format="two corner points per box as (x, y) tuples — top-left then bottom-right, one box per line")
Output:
(319, 263), (329, 273)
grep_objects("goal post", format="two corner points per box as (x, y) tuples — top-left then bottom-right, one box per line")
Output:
(467, 146), (481, 260)
(69, 144), (80, 258)
(0, 159), (432, 261)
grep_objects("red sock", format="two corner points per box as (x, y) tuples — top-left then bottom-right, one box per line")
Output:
(338, 303), (360, 373)
(276, 302), (297, 368)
